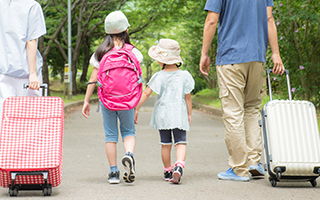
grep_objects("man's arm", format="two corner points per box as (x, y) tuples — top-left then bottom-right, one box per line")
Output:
(199, 11), (219, 76)
(267, 6), (285, 75)
(26, 39), (40, 90)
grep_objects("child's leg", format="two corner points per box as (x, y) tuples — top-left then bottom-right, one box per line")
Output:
(159, 130), (173, 167)
(123, 135), (135, 153)
(159, 130), (174, 180)
(162, 144), (173, 181)
(101, 105), (119, 167)
(105, 142), (117, 166)
(161, 144), (172, 168)
(173, 128), (187, 165)
(175, 144), (186, 165)
(171, 129), (187, 183)
(118, 109), (136, 183)
(101, 104), (120, 183)
(118, 109), (136, 154)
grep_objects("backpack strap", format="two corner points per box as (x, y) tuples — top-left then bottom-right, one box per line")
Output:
(122, 44), (142, 84)
(123, 43), (134, 51)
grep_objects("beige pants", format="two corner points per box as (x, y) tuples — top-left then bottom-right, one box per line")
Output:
(216, 62), (265, 177)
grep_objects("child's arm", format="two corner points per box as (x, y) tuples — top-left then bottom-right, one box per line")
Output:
(82, 67), (98, 118)
(134, 86), (153, 124)
(185, 93), (192, 125)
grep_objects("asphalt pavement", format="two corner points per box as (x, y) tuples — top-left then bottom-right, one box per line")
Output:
(0, 96), (319, 199)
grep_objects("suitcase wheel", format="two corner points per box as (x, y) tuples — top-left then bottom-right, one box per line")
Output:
(43, 186), (52, 196)
(276, 171), (282, 179)
(270, 179), (277, 187)
(310, 179), (317, 187)
(9, 187), (18, 197)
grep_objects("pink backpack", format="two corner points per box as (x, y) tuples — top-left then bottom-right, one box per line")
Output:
(97, 44), (143, 111)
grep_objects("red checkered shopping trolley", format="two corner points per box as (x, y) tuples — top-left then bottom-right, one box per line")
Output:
(0, 87), (63, 196)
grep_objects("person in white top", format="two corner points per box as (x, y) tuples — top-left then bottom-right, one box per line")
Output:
(0, 0), (46, 127)
(82, 10), (143, 184)
(134, 39), (195, 184)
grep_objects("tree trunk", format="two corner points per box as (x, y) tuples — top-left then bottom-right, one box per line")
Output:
(71, 60), (78, 95)
(42, 55), (50, 96)
(80, 37), (90, 82)
(39, 35), (50, 96)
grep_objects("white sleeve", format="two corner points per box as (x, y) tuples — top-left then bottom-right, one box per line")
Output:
(132, 48), (143, 63)
(27, 2), (46, 41)
(89, 53), (100, 69)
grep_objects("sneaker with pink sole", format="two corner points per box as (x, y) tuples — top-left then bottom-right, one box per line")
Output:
(170, 166), (183, 184)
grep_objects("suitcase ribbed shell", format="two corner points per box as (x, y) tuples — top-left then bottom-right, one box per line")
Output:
(263, 100), (320, 176)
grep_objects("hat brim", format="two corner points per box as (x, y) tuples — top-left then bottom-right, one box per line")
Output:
(148, 46), (183, 65)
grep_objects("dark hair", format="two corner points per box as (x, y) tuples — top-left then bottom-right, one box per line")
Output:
(95, 31), (131, 62)
(162, 63), (182, 70)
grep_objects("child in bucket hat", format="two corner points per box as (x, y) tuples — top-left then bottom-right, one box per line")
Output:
(135, 39), (195, 184)
(82, 10), (143, 185)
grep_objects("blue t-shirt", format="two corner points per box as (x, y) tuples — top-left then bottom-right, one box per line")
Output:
(204, 0), (274, 65)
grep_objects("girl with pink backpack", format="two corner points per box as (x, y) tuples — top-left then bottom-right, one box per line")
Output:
(82, 10), (143, 184)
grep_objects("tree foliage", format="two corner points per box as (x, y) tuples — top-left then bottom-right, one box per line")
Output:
(270, 0), (320, 108)
(38, 0), (320, 107)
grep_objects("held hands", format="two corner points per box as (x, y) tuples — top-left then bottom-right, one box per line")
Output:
(82, 102), (90, 118)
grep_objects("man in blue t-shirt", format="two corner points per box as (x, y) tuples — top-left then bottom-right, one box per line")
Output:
(199, 0), (284, 181)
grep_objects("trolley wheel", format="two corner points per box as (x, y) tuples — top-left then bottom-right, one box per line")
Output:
(9, 187), (18, 196)
(276, 171), (282, 179)
(43, 186), (52, 196)
(270, 179), (277, 187)
(310, 179), (317, 187)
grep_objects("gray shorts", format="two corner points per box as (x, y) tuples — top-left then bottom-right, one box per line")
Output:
(159, 128), (187, 145)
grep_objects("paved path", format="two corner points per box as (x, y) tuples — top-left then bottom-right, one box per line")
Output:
(0, 97), (319, 199)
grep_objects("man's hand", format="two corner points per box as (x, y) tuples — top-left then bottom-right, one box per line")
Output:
(199, 54), (211, 76)
(271, 53), (285, 75)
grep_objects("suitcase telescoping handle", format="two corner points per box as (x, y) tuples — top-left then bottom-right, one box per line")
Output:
(23, 83), (48, 97)
(266, 69), (292, 101)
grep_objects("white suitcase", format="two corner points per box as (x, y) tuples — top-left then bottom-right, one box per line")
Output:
(261, 69), (320, 187)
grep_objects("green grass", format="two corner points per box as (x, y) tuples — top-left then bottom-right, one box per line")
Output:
(50, 91), (98, 104)
(193, 88), (221, 108)
(193, 89), (320, 131)
(49, 78), (98, 104)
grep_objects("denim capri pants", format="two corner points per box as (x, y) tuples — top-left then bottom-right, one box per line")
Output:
(159, 128), (187, 145)
(101, 103), (135, 142)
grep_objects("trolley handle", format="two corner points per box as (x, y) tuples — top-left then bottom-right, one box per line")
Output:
(266, 69), (292, 101)
(23, 83), (48, 96)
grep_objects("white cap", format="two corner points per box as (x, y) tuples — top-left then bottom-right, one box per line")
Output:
(104, 11), (130, 34)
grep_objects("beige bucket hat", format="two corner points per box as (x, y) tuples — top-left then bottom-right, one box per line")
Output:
(104, 11), (130, 34)
(148, 39), (183, 65)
